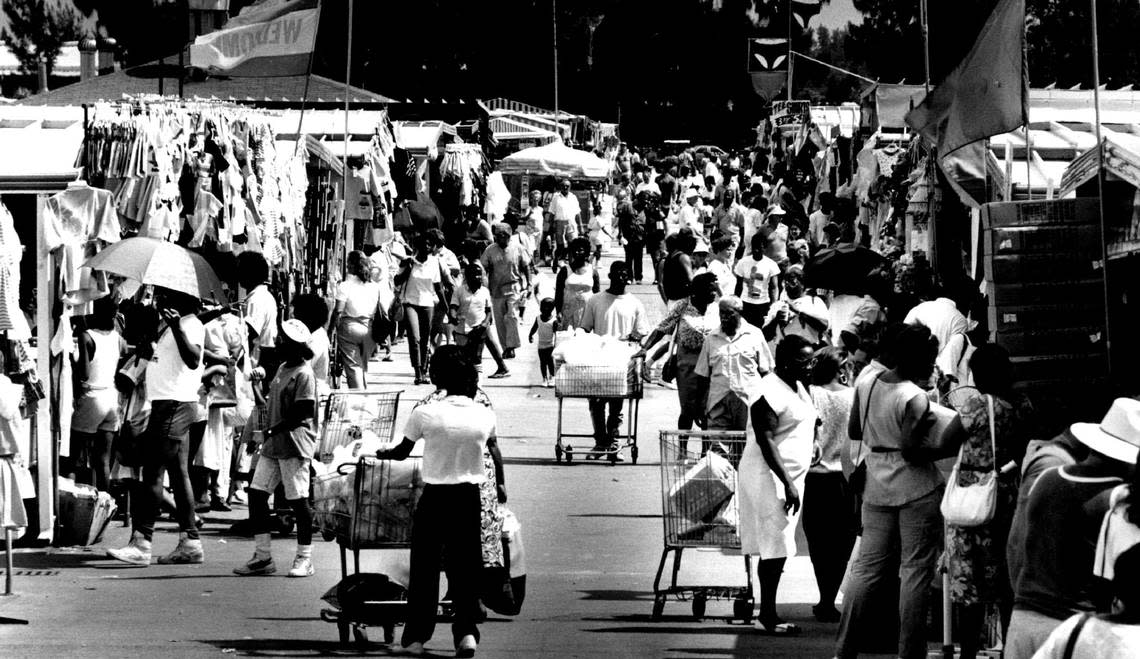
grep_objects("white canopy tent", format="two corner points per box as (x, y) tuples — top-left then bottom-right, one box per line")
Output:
(497, 141), (610, 180)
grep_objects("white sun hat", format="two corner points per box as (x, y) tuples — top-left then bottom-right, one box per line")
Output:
(1070, 398), (1140, 465)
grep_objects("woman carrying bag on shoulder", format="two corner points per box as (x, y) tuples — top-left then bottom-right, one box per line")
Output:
(834, 324), (965, 659)
(942, 344), (1035, 659)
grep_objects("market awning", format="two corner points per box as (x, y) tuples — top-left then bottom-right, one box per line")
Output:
(394, 120), (457, 158)
(0, 107), (84, 190)
(497, 141), (610, 180)
(1058, 131), (1140, 196)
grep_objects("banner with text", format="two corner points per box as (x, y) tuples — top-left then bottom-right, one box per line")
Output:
(190, 3), (318, 77)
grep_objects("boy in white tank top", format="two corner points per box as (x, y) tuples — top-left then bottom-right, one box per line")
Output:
(69, 296), (124, 492)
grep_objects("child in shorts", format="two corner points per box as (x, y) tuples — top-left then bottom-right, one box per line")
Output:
(234, 319), (319, 578)
(528, 297), (559, 387)
(70, 296), (124, 492)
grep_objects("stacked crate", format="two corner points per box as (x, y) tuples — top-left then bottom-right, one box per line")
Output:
(982, 199), (1109, 419)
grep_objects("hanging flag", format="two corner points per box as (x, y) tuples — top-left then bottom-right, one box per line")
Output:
(748, 37), (788, 101)
(905, 0), (1027, 156)
(790, 0), (822, 29)
(190, 0), (319, 77)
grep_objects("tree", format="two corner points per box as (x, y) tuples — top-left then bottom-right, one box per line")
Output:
(2, 0), (85, 76)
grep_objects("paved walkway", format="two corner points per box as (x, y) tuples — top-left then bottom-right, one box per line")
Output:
(0, 245), (896, 658)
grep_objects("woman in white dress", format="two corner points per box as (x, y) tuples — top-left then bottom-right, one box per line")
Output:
(739, 333), (817, 635)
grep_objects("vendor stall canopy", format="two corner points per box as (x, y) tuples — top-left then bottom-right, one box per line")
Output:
(0, 105), (84, 190)
(497, 141), (611, 180)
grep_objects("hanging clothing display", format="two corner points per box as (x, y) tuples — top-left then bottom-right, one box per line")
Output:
(42, 184), (122, 302)
(0, 203), (28, 340)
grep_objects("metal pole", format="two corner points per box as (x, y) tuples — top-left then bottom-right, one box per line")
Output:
(920, 0), (932, 93)
(4, 529), (11, 595)
(786, 0), (793, 101)
(292, 0), (323, 155)
(552, 0), (560, 136)
(1090, 0), (1113, 374)
(343, 0), (354, 251)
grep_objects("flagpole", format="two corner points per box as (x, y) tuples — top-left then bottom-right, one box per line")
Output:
(786, 0), (794, 101)
(552, 0), (560, 135)
(343, 0), (354, 250)
(1090, 0), (1113, 374)
(293, 0), (323, 157)
(920, 0), (931, 93)
(1023, 15), (1032, 201)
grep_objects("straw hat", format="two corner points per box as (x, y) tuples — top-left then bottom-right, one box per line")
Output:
(1071, 398), (1140, 464)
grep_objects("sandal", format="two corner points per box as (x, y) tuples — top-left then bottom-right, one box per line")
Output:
(488, 369), (510, 379)
(754, 618), (800, 636)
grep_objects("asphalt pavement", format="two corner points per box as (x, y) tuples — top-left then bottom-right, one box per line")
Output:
(0, 245), (890, 658)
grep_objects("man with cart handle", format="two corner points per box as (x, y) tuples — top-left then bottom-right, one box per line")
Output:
(578, 260), (650, 462)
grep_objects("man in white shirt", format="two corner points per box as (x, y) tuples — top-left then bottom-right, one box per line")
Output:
(546, 178), (581, 262)
(108, 287), (206, 567)
(808, 192), (834, 249)
(579, 261), (649, 459)
(237, 251), (278, 372)
(676, 189), (704, 236)
(904, 288), (970, 379)
(695, 296), (773, 431)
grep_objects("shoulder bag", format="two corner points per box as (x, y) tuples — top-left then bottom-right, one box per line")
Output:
(849, 374), (881, 495)
(940, 394), (998, 527)
(660, 321), (680, 383)
(1062, 613), (1092, 659)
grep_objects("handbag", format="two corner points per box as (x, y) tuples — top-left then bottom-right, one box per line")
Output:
(849, 374), (881, 495)
(481, 507), (526, 616)
(660, 323), (680, 383)
(940, 394), (998, 527)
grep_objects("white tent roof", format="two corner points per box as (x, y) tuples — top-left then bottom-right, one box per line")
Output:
(497, 141), (610, 180)
(0, 105), (83, 190)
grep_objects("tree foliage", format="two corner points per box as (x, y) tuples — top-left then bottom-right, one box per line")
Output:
(2, 0), (85, 75)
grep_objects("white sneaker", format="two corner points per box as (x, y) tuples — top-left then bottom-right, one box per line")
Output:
(456, 634), (477, 658)
(106, 533), (152, 566)
(287, 555), (314, 578)
(157, 535), (204, 564)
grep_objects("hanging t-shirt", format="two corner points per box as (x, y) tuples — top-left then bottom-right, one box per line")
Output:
(42, 185), (122, 298)
(345, 166), (375, 220)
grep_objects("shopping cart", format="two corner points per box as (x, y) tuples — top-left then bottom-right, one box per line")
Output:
(652, 430), (754, 623)
(314, 456), (423, 647)
(317, 390), (402, 465)
(553, 356), (644, 464)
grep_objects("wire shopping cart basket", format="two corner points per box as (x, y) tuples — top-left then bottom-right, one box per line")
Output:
(313, 456), (424, 646)
(653, 430), (754, 623)
(553, 356), (644, 464)
(317, 390), (403, 465)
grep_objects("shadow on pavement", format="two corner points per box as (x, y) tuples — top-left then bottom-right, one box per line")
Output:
(578, 590), (656, 602)
(13, 550), (105, 569)
(200, 637), (386, 656)
(568, 513), (661, 519)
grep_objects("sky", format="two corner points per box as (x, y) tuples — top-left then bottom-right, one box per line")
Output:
(816, 0), (863, 30)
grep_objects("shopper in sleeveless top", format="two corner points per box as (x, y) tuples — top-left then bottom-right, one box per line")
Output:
(70, 296), (124, 492)
(834, 325), (962, 659)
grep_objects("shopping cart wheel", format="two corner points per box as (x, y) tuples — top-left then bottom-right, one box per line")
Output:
(564, 445), (574, 463)
(692, 592), (707, 620)
(733, 597), (754, 623)
(651, 594), (666, 621)
(630, 445), (639, 464)
(353, 625), (368, 648)
(555, 444), (563, 463)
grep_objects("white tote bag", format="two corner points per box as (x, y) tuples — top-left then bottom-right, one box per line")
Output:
(940, 394), (998, 527)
